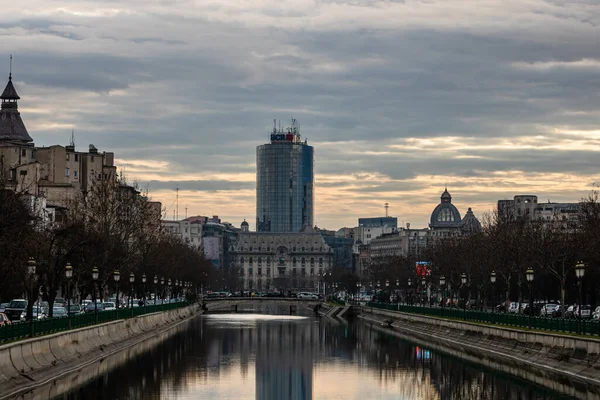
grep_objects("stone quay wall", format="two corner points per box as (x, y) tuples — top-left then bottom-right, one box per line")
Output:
(0, 304), (199, 400)
(358, 306), (600, 399)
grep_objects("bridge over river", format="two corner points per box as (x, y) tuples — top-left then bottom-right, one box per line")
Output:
(201, 297), (322, 314)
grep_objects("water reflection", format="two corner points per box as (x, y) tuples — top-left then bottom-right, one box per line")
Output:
(51, 315), (574, 400)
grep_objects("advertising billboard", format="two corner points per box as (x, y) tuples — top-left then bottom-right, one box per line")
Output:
(415, 261), (431, 277)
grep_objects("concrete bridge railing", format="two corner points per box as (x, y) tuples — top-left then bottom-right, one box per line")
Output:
(201, 297), (321, 313)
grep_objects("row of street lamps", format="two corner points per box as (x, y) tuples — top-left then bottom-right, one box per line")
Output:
(24, 257), (195, 328)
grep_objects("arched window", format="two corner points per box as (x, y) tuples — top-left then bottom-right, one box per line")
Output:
(310, 257), (315, 265)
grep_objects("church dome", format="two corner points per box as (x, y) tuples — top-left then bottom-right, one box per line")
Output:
(429, 189), (462, 228)
(461, 208), (482, 233)
(241, 220), (249, 227)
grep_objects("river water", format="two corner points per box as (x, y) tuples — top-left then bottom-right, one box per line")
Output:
(53, 313), (573, 400)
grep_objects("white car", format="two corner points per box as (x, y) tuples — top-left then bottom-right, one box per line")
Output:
(102, 302), (116, 311)
(297, 292), (318, 300)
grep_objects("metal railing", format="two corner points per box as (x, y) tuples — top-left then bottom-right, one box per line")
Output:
(365, 302), (600, 337)
(0, 301), (191, 343)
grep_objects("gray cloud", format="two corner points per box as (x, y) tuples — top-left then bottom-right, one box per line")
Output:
(3, 0), (600, 228)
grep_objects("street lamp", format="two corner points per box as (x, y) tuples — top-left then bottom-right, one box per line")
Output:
(575, 261), (586, 334)
(421, 277), (426, 307)
(168, 278), (172, 302)
(142, 273), (147, 307)
(160, 277), (165, 305)
(490, 271), (497, 318)
(407, 278), (412, 306)
(92, 266), (99, 324)
(27, 257), (36, 336)
(440, 275), (446, 316)
(129, 273), (135, 316)
(461, 273), (467, 317)
(154, 275), (158, 305)
(526, 267), (534, 328)
(113, 270), (120, 319)
(65, 262), (73, 329)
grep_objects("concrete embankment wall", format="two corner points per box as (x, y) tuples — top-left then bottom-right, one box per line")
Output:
(359, 306), (600, 399)
(0, 304), (198, 400)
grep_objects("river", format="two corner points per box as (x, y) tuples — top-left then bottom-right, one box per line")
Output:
(53, 313), (573, 400)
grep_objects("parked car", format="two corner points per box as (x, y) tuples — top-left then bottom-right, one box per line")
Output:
(52, 307), (68, 318)
(54, 297), (66, 307)
(540, 303), (559, 317)
(564, 305), (577, 318)
(84, 302), (104, 313)
(20, 308), (47, 321)
(0, 312), (11, 326)
(0, 303), (9, 313)
(67, 304), (82, 315)
(297, 292), (319, 300)
(102, 302), (116, 311)
(522, 303), (543, 315)
(575, 305), (592, 319)
(5, 299), (28, 321)
(552, 304), (563, 317)
(508, 302), (521, 314)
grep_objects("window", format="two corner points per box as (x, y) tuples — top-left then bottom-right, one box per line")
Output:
(248, 267), (253, 276)
(91, 156), (94, 162)
(73, 171), (78, 177)
(65, 167), (70, 177)
(257, 268), (262, 276)
(75, 154), (79, 162)
(66, 154), (70, 161)
(267, 268), (271, 276)
(21, 149), (26, 156)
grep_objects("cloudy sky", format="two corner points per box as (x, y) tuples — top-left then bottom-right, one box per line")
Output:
(2, 0), (600, 230)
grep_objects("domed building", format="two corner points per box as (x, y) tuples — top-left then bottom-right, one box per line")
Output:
(461, 207), (482, 234)
(429, 188), (481, 238)
(241, 219), (249, 232)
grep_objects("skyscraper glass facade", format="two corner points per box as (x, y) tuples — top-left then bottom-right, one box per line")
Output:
(256, 125), (314, 233)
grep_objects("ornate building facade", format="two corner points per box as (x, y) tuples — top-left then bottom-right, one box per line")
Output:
(231, 228), (333, 291)
(429, 188), (482, 238)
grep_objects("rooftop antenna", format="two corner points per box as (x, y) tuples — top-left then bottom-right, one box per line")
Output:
(175, 187), (179, 221)
(9, 54), (12, 80)
(273, 119), (276, 133)
(185, 205), (188, 219)
(70, 129), (75, 147)
(385, 202), (389, 218)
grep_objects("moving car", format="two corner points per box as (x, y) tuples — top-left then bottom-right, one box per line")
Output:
(5, 299), (28, 321)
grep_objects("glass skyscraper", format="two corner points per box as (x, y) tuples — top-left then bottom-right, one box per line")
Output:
(256, 120), (314, 233)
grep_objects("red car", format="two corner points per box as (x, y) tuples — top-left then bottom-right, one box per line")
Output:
(0, 312), (11, 326)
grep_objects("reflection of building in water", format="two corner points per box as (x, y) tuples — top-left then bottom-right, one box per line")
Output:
(251, 321), (318, 400)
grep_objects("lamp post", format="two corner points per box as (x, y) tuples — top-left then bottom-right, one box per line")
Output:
(64, 262), (73, 329)
(407, 278), (412, 305)
(92, 266), (99, 324)
(440, 275), (446, 317)
(355, 281), (360, 302)
(385, 279), (390, 303)
(160, 277), (165, 306)
(575, 261), (586, 334)
(153, 275), (158, 305)
(421, 277), (426, 307)
(113, 270), (120, 319)
(27, 257), (36, 336)
(490, 271), (497, 320)
(129, 273), (135, 317)
(168, 278), (172, 303)
(461, 272), (467, 319)
(142, 273), (147, 308)
(526, 267), (534, 329)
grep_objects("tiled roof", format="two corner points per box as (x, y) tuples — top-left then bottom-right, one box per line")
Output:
(0, 76), (32, 143)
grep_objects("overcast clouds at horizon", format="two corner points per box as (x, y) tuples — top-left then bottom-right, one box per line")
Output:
(2, 0), (600, 230)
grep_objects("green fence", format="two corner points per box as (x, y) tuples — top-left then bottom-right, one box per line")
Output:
(0, 301), (192, 344)
(366, 302), (600, 337)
